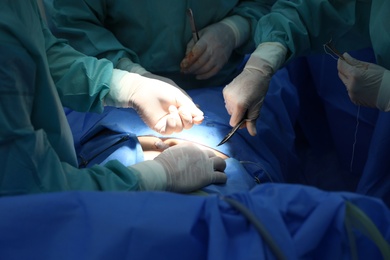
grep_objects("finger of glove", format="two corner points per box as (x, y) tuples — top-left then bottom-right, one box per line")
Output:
(337, 57), (356, 80)
(168, 106), (184, 133)
(154, 140), (171, 151)
(212, 171), (228, 184)
(163, 142), (196, 154)
(247, 97), (262, 120)
(184, 47), (213, 74)
(156, 143), (200, 166)
(174, 94), (204, 124)
(181, 40), (207, 70)
(178, 106), (194, 129)
(154, 106), (183, 135)
(180, 41), (194, 71)
(199, 150), (226, 172)
(210, 156), (226, 172)
(223, 83), (246, 124)
(203, 149), (215, 158)
(154, 116), (175, 135)
(185, 38), (195, 55)
(191, 38), (208, 59)
(337, 59), (363, 92)
(246, 120), (257, 136)
(229, 108), (247, 127)
(342, 52), (360, 66)
(225, 96), (247, 126)
(338, 70), (350, 89)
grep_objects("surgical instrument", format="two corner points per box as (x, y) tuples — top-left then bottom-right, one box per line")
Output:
(217, 116), (247, 146)
(186, 8), (199, 43)
(323, 39), (346, 61)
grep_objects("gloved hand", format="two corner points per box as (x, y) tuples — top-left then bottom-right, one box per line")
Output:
(142, 72), (179, 88)
(180, 15), (250, 80)
(338, 53), (387, 109)
(105, 69), (204, 134)
(142, 72), (193, 99)
(222, 42), (287, 136)
(130, 143), (227, 193)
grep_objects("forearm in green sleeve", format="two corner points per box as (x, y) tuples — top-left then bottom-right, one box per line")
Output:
(255, 0), (372, 64)
(43, 23), (113, 113)
(48, 46), (113, 113)
(0, 132), (141, 195)
(46, 0), (139, 65)
(67, 160), (141, 192)
(254, 8), (311, 63)
(232, 0), (276, 21)
(230, 0), (276, 53)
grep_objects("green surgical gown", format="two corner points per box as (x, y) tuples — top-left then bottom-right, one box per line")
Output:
(44, 0), (276, 89)
(255, 0), (390, 68)
(0, 0), (142, 195)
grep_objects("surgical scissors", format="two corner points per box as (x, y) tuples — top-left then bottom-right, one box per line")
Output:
(217, 116), (247, 146)
(186, 8), (199, 43)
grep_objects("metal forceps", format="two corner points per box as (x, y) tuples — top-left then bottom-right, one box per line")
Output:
(186, 8), (199, 43)
(217, 116), (247, 146)
(323, 38), (346, 61)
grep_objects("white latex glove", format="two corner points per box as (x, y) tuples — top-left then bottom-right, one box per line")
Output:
(105, 69), (204, 135)
(117, 57), (180, 88)
(223, 42), (287, 136)
(180, 15), (250, 80)
(130, 143), (227, 193)
(142, 72), (193, 99)
(143, 72), (179, 88)
(338, 53), (388, 110)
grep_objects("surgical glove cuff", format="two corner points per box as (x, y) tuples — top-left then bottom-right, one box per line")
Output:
(129, 161), (167, 191)
(105, 69), (141, 108)
(376, 70), (390, 112)
(219, 15), (250, 48)
(248, 42), (287, 74)
(117, 57), (148, 75)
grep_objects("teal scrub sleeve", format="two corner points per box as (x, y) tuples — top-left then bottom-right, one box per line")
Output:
(255, 0), (372, 63)
(43, 21), (113, 113)
(230, 0), (277, 53)
(0, 0), (143, 195)
(45, 0), (139, 67)
(46, 0), (276, 67)
(0, 47), (141, 195)
(0, 131), (142, 195)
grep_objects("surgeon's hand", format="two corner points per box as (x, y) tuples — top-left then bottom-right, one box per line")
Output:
(338, 53), (386, 108)
(130, 143), (227, 193)
(223, 42), (287, 136)
(105, 69), (204, 135)
(142, 72), (192, 99)
(180, 15), (250, 80)
(223, 55), (271, 136)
